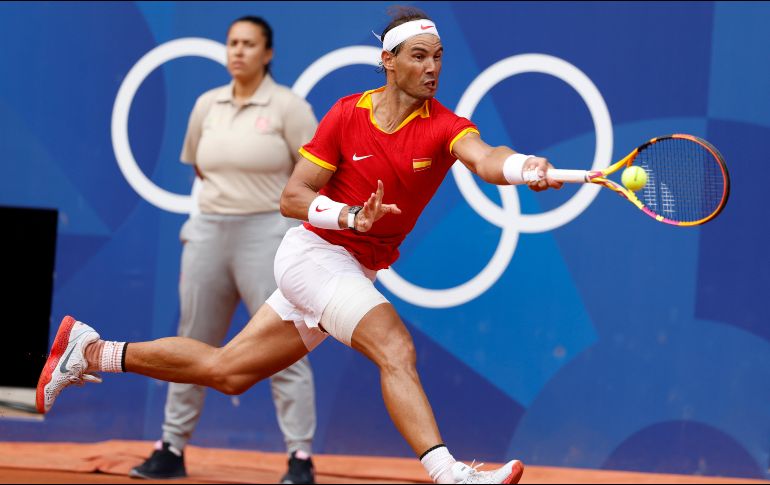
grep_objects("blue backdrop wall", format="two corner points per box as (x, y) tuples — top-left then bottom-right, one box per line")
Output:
(0, 1), (768, 480)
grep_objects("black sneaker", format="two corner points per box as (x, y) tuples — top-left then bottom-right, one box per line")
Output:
(280, 450), (315, 484)
(129, 441), (187, 479)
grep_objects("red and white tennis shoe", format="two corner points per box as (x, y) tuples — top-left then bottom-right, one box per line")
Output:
(452, 459), (524, 484)
(36, 316), (102, 414)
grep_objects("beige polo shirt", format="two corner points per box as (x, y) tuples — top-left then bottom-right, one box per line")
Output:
(181, 75), (318, 214)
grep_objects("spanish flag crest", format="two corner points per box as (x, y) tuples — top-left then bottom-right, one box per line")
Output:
(412, 157), (432, 172)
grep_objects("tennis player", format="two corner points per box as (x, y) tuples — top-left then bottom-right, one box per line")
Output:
(37, 7), (561, 484)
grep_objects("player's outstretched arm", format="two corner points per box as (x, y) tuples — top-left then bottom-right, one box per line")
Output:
(452, 131), (563, 192)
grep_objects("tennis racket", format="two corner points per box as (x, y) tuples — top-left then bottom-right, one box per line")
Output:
(525, 134), (730, 226)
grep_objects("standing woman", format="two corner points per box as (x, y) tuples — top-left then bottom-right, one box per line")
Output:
(131, 16), (318, 485)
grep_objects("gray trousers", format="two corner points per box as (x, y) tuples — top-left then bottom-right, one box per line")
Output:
(162, 212), (316, 454)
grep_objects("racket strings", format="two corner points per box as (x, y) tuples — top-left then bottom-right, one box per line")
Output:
(634, 138), (725, 223)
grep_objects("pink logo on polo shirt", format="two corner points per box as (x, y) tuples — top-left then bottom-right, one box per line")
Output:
(255, 117), (271, 132)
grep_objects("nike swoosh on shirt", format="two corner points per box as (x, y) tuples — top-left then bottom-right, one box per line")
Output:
(352, 154), (373, 161)
(59, 331), (88, 373)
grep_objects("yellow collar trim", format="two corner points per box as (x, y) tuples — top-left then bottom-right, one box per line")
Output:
(355, 87), (430, 134)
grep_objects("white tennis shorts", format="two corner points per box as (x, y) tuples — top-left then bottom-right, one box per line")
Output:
(266, 225), (389, 350)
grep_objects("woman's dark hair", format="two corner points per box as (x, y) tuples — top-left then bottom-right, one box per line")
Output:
(380, 6), (432, 55)
(228, 15), (274, 75)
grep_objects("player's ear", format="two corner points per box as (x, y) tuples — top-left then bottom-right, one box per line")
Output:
(381, 50), (395, 72)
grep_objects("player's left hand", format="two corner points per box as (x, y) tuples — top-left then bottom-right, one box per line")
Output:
(524, 157), (563, 192)
(355, 180), (402, 232)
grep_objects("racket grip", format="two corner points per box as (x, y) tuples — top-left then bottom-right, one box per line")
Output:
(546, 169), (589, 183)
(522, 168), (589, 183)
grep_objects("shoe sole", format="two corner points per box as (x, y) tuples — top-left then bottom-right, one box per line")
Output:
(502, 460), (524, 484)
(129, 468), (187, 480)
(35, 316), (76, 414)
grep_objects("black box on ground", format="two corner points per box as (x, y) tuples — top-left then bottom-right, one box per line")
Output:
(0, 206), (57, 389)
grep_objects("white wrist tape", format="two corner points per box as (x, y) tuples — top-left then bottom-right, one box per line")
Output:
(503, 153), (534, 185)
(308, 195), (346, 230)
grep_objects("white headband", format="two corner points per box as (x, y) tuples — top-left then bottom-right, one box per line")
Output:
(373, 19), (440, 52)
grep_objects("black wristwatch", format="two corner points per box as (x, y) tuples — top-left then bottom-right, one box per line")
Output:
(347, 206), (363, 231)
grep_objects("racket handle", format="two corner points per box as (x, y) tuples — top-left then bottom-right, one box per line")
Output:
(523, 168), (589, 183)
(548, 169), (589, 183)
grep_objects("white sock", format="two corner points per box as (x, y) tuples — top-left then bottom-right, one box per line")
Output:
(100, 341), (127, 373)
(421, 445), (457, 484)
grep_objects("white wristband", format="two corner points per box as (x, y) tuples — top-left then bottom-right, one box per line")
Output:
(503, 153), (533, 185)
(308, 195), (346, 230)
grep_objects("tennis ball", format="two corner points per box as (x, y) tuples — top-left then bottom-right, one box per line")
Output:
(622, 166), (648, 192)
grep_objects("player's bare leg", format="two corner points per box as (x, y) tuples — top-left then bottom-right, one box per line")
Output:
(124, 304), (308, 393)
(38, 304), (309, 414)
(351, 302), (442, 455)
(350, 303), (523, 484)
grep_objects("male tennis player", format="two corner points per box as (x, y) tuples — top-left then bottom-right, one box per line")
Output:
(37, 7), (561, 484)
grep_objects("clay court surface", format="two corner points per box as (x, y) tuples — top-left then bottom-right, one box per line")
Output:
(0, 441), (766, 484)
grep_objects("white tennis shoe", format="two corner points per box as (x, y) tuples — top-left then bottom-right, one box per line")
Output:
(36, 316), (102, 414)
(452, 459), (524, 484)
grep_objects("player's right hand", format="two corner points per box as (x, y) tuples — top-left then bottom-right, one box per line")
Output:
(355, 180), (402, 232)
(524, 157), (563, 192)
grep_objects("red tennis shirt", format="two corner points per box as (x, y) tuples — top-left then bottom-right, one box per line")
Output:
(300, 87), (479, 270)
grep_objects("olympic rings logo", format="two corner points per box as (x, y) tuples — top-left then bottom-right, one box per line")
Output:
(111, 39), (613, 309)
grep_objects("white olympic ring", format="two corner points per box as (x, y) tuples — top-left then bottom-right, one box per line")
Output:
(453, 54), (613, 234)
(111, 40), (613, 308)
(111, 38), (219, 214)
